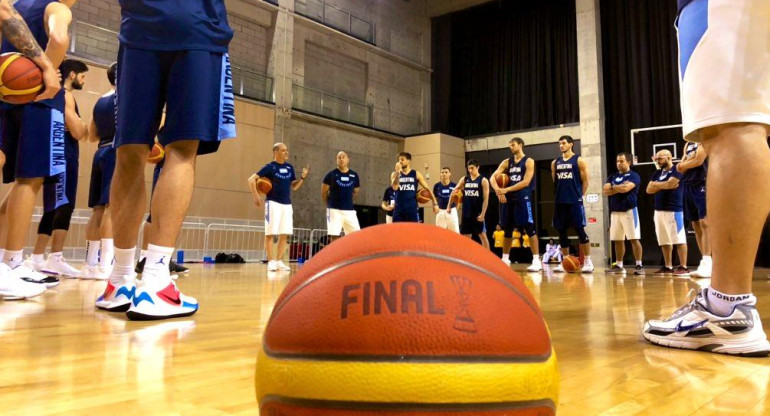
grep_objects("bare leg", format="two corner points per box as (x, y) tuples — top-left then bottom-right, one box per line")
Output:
(529, 235), (540, 256)
(661, 245), (673, 269)
(478, 233), (490, 250)
(630, 239), (643, 263)
(147, 140), (198, 247)
(86, 207), (104, 241)
(33, 234), (50, 255)
(702, 124), (769, 293)
(142, 221), (151, 251)
(110, 144), (149, 249)
(614, 240), (625, 263)
(101, 206), (113, 239)
(276, 235), (289, 261)
(502, 237), (512, 258)
(692, 220), (705, 255)
(50, 230), (67, 253)
(4, 178), (43, 252)
(580, 242), (591, 258)
(675, 243), (688, 268)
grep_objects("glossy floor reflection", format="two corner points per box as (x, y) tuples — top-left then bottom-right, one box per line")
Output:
(1, 263), (769, 415)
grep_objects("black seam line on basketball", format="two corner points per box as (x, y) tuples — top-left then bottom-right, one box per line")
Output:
(260, 396), (556, 412)
(262, 350), (553, 363)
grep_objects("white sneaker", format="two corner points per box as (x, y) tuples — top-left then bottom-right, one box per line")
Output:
(41, 255), (81, 279)
(126, 268), (198, 321)
(277, 261), (291, 271)
(501, 258), (512, 266)
(643, 289), (770, 357)
(80, 264), (108, 280)
(95, 274), (136, 312)
(29, 256), (45, 272)
(552, 264), (565, 273)
(690, 258), (712, 279)
(0, 264), (46, 299)
(267, 260), (278, 272)
(13, 262), (60, 288)
(526, 259), (543, 272)
(581, 259), (595, 274)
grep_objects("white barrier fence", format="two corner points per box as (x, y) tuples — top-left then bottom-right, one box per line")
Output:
(24, 210), (327, 264)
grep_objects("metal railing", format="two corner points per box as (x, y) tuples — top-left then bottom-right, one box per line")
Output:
(292, 83), (372, 126)
(295, 0), (375, 44)
(231, 65), (275, 102)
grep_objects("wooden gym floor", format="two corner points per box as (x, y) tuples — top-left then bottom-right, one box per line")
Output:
(1, 263), (769, 415)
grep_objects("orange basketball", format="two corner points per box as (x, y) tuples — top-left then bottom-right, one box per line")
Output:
(0, 52), (43, 104)
(256, 177), (272, 195)
(416, 188), (432, 204)
(562, 255), (581, 273)
(450, 189), (463, 204)
(256, 223), (559, 414)
(147, 142), (164, 164)
(495, 173), (510, 188)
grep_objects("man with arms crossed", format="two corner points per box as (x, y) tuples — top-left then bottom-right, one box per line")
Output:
(322, 151), (360, 241)
(433, 167), (459, 233)
(603, 152), (644, 276)
(646, 150), (688, 277)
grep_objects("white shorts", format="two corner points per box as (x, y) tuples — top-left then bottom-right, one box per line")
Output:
(654, 211), (686, 246)
(327, 208), (360, 236)
(677, 0), (770, 141)
(610, 209), (641, 241)
(265, 201), (293, 236)
(435, 208), (460, 233)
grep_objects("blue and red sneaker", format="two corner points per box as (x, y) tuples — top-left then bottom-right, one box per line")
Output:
(127, 271), (198, 321)
(95, 274), (136, 312)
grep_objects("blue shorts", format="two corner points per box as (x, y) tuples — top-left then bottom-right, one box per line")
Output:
(0, 90), (66, 183)
(552, 203), (586, 231)
(115, 45), (236, 155)
(461, 218), (486, 235)
(503, 198), (535, 236)
(392, 210), (420, 223)
(42, 157), (77, 212)
(683, 182), (707, 223)
(88, 145), (116, 207)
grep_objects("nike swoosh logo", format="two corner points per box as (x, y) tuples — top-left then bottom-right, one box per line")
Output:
(158, 291), (181, 306)
(675, 319), (708, 332)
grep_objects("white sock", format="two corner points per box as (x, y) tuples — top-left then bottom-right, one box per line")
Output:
(636, 260), (642, 266)
(532, 254), (540, 262)
(4, 250), (23, 269)
(112, 247), (136, 281)
(86, 240), (101, 267)
(100, 239), (114, 268)
(140, 250), (147, 261)
(49, 252), (63, 261)
(502, 254), (510, 261)
(617, 261), (623, 268)
(584, 255), (591, 263)
(144, 244), (174, 278)
(702, 255), (712, 264)
(32, 253), (45, 264)
(0, 249), (4, 260)
(706, 287), (756, 316)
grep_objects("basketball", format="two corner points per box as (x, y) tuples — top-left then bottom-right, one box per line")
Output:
(256, 224), (559, 414)
(450, 189), (463, 204)
(0, 52), (43, 104)
(416, 188), (432, 204)
(495, 173), (510, 188)
(256, 177), (272, 195)
(562, 255), (581, 273)
(147, 142), (164, 164)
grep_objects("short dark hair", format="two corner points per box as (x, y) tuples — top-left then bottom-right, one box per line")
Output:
(441, 166), (450, 171)
(558, 135), (574, 144)
(107, 62), (117, 86)
(617, 152), (633, 164)
(466, 159), (479, 168)
(398, 152), (412, 160)
(59, 59), (88, 85)
(509, 137), (524, 146)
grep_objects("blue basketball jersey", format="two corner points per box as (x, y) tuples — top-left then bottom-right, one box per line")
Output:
(462, 174), (484, 218)
(257, 161), (296, 205)
(0, 0), (55, 54)
(433, 181), (457, 210)
(651, 167), (684, 211)
(92, 92), (116, 147)
(606, 170), (641, 212)
(118, 0), (233, 52)
(323, 168), (360, 210)
(682, 142), (707, 186)
(677, 0), (695, 14)
(393, 169), (418, 217)
(507, 156), (534, 201)
(554, 155), (583, 204)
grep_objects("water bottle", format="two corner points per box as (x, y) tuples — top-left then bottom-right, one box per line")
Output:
(177, 250), (184, 264)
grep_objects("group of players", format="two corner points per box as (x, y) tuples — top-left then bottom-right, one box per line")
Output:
(0, 0), (236, 322)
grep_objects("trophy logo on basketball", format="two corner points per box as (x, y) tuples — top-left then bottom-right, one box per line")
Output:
(451, 275), (477, 333)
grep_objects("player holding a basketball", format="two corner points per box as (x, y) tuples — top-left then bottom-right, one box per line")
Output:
(0, 0), (76, 299)
(381, 186), (395, 223)
(390, 152), (437, 222)
(250, 143), (308, 272)
(31, 59), (88, 279)
(551, 135), (593, 273)
(83, 63), (116, 281)
(603, 152), (644, 276)
(490, 137), (541, 271)
(98, 0), (237, 319)
(452, 159), (490, 249)
(643, 0), (770, 355)
(322, 151), (360, 241)
(677, 140), (710, 278)
(433, 167), (459, 233)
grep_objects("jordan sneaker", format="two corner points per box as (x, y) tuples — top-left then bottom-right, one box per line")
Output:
(552, 264), (566, 273)
(81, 265), (109, 280)
(41, 255), (81, 279)
(95, 274), (136, 312)
(170, 260), (189, 274)
(643, 289), (770, 357)
(277, 261), (291, 271)
(267, 260), (278, 272)
(581, 258), (595, 274)
(526, 258), (543, 272)
(14, 262), (59, 288)
(691, 258), (712, 279)
(0, 264), (46, 300)
(126, 268), (198, 321)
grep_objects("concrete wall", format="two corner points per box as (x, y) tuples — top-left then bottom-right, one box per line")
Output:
(304, 42), (367, 102)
